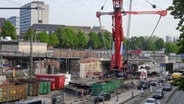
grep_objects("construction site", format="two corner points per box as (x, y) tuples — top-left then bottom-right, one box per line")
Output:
(0, 0), (181, 104)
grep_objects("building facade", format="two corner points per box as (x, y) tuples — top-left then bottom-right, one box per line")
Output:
(166, 35), (172, 42)
(32, 24), (108, 35)
(0, 18), (6, 35)
(20, 1), (49, 33)
(7, 16), (20, 35)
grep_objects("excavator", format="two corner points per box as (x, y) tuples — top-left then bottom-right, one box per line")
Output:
(96, 0), (167, 74)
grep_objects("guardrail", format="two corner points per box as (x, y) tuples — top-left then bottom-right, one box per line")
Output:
(165, 87), (178, 103)
(120, 86), (160, 104)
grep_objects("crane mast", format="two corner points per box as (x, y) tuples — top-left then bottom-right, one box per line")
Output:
(111, 0), (124, 72)
(96, 0), (167, 72)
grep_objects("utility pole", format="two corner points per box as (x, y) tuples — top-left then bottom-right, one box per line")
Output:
(29, 33), (33, 78)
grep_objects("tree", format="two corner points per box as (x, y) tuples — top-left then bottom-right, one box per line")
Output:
(155, 38), (164, 50)
(24, 28), (34, 41)
(64, 28), (77, 48)
(168, 0), (184, 53)
(55, 27), (67, 48)
(97, 32), (105, 49)
(102, 31), (112, 49)
(1, 21), (17, 39)
(36, 31), (49, 43)
(76, 31), (88, 49)
(165, 42), (178, 54)
(176, 78), (184, 91)
(87, 32), (100, 49)
(48, 32), (59, 47)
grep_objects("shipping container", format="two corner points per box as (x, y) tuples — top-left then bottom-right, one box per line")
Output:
(55, 74), (71, 86)
(36, 74), (65, 90)
(91, 81), (115, 96)
(0, 83), (27, 103)
(19, 79), (50, 95)
(18, 79), (39, 96)
(113, 78), (124, 90)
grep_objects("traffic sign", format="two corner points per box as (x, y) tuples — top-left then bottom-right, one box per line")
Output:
(3, 64), (9, 66)
(160, 63), (165, 67)
(180, 54), (184, 58)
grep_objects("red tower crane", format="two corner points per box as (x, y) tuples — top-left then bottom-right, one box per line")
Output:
(96, 0), (167, 72)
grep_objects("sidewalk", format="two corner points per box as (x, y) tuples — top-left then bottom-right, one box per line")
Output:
(104, 89), (140, 104)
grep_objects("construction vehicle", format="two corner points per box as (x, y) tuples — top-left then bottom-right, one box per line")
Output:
(96, 0), (167, 73)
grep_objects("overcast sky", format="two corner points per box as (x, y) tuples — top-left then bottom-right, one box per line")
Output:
(0, 0), (180, 40)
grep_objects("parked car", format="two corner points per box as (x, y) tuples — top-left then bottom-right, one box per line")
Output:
(151, 71), (159, 77)
(165, 74), (172, 81)
(150, 80), (158, 86)
(138, 81), (150, 90)
(153, 89), (164, 99)
(163, 83), (172, 91)
(145, 98), (159, 104)
(158, 78), (165, 83)
(94, 93), (111, 103)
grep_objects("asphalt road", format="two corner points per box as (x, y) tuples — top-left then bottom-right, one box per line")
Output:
(140, 85), (176, 104)
(167, 91), (184, 104)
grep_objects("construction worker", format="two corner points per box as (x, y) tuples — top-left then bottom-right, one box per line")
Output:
(80, 89), (84, 99)
(12, 68), (16, 80)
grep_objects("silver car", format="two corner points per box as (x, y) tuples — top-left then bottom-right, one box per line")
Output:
(145, 98), (160, 104)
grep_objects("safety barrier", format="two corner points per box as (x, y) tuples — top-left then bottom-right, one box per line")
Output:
(120, 86), (160, 104)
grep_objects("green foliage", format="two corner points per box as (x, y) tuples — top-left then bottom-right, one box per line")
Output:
(48, 32), (59, 46)
(129, 36), (144, 50)
(54, 27), (67, 48)
(24, 28), (34, 41)
(2, 21), (17, 39)
(97, 32), (105, 49)
(168, 0), (184, 54)
(64, 28), (77, 48)
(103, 31), (112, 49)
(76, 31), (88, 49)
(36, 31), (49, 43)
(181, 58), (184, 62)
(155, 38), (164, 50)
(177, 78), (184, 91)
(165, 42), (179, 54)
(88, 32), (100, 49)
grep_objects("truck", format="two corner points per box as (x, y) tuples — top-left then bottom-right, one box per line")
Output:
(170, 72), (183, 86)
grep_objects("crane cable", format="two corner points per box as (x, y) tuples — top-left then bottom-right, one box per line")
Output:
(130, 15), (162, 60)
(101, 0), (108, 10)
(145, 0), (163, 10)
(127, 0), (164, 61)
(100, 0), (109, 50)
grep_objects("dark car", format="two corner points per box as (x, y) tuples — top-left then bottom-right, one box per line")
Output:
(158, 78), (165, 83)
(165, 74), (172, 81)
(163, 84), (172, 91)
(94, 93), (111, 103)
(138, 81), (150, 90)
(150, 80), (158, 86)
(153, 89), (164, 99)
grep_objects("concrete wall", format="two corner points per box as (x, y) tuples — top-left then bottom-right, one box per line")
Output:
(1, 44), (18, 52)
(19, 42), (47, 53)
(70, 58), (102, 79)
